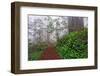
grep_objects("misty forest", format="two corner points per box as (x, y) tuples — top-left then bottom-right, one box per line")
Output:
(28, 15), (88, 61)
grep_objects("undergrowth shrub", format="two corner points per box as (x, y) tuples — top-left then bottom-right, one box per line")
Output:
(56, 28), (88, 59)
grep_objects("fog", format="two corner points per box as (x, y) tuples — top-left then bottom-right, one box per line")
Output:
(28, 15), (88, 44)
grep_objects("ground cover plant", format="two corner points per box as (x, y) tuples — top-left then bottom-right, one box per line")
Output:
(28, 42), (48, 60)
(55, 28), (88, 59)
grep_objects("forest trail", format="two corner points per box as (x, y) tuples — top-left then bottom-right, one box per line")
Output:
(40, 46), (61, 60)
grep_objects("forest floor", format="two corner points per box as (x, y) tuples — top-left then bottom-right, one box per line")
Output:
(40, 46), (61, 60)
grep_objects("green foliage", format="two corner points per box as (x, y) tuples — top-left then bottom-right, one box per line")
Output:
(32, 42), (47, 51)
(56, 28), (88, 59)
(28, 51), (43, 60)
(28, 42), (47, 60)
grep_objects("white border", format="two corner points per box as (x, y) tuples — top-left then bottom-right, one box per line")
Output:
(20, 6), (95, 70)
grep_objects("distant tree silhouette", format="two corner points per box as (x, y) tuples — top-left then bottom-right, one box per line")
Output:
(28, 16), (86, 46)
(68, 17), (84, 32)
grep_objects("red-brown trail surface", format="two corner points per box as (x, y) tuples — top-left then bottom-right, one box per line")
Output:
(40, 46), (61, 60)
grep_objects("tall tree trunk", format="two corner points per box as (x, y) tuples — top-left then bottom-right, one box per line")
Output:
(68, 17), (84, 32)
